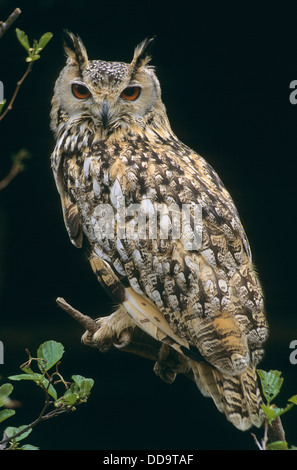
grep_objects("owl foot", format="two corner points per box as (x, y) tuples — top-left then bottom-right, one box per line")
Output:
(81, 306), (135, 352)
(153, 343), (190, 384)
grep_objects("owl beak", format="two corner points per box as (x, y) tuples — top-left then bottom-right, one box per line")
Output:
(101, 100), (110, 129)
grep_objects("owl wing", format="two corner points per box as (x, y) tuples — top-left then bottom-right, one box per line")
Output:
(52, 152), (83, 248)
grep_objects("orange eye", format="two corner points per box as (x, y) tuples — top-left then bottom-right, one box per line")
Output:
(72, 83), (91, 99)
(121, 86), (141, 101)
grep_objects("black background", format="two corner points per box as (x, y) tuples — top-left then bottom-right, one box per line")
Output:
(0, 0), (297, 450)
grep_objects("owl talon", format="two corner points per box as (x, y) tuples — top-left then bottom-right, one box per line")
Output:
(113, 327), (133, 349)
(153, 343), (185, 384)
(81, 307), (135, 352)
(154, 360), (177, 384)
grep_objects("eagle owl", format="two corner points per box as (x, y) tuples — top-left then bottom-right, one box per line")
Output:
(50, 32), (269, 431)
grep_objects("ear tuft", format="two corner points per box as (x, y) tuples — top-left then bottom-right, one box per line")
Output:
(130, 37), (155, 74)
(63, 30), (89, 70)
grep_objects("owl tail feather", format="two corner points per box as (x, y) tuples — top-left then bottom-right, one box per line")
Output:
(189, 360), (264, 431)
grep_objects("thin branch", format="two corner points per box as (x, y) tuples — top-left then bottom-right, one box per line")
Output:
(0, 149), (30, 191)
(0, 390), (51, 448)
(56, 297), (99, 335)
(56, 297), (193, 381)
(0, 8), (21, 39)
(0, 358), (73, 448)
(0, 162), (21, 191)
(0, 61), (33, 122)
(251, 432), (265, 450)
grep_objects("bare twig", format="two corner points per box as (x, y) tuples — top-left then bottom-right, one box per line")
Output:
(251, 421), (269, 450)
(56, 297), (99, 335)
(56, 297), (193, 381)
(0, 162), (21, 191)
(0, 8), (21, 39)
(0, 61), (33, 122)
(0, 149), (30, 191)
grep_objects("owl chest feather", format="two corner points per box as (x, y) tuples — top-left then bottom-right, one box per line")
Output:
(59, 129), (266, 348)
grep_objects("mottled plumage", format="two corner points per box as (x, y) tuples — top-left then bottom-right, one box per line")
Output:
(50, 32), (268, 430)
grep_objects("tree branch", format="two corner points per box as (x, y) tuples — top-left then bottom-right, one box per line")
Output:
(0, 162), (20, 191)
(0, 61), (33, 122)
(56, 297), (193, 380)
(56, 296), (287, 445)
(56, 298), (99, 335)
(267, 416), (286, 443)
(0, 148), (30, 191)
(0, 8), (21, 40)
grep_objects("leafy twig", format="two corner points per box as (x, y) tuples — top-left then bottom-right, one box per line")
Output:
(0, 341), (94, 450)
(253, 369), (297, 449)
(0, 29), (52, 121)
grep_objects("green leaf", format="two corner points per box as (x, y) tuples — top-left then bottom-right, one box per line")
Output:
(0, 99), (6, 114)
(26, 54), (40, 63)
(266, 440), (289, 450)
(261, 404), (279, 423)
(60, 389), (79, 406)
(36, 32), (53, 51)
(261, 403), (294, 424)
(37, 340), (64, 371)
(44, 380), (57, 400)
(9, 372), (43, 382)
(72, 375), (94, 395)
(9, 371), (57, 399)
(4, 425), (32, 443)
(20, 366), (35, 375)
(15, 28), (30, 51)
(0, 409), (15, 423)
(0, 383), (14, 406)
(56, 376), (94, 407)
(288, 394), (297, 405)
(257, 370), (283, 405)
(19, 444), (39, 450)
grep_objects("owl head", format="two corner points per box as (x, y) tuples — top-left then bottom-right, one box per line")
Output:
(50, 31), (168, 136)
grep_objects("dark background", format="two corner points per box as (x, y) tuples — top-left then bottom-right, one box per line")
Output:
(0, 0), (297, 450)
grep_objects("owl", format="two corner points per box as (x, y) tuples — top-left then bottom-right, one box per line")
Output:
(50, 32), (269, 431)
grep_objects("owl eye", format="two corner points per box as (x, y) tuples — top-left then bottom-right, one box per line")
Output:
(121, 86), (141, 101)
(72, 83), (91, 99)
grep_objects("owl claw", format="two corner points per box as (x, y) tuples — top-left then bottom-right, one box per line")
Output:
(153, 360), (177, 384)
(153, 343), (190, 384)
(113, 327), (133, 349)
(81, 307), (135, 352)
